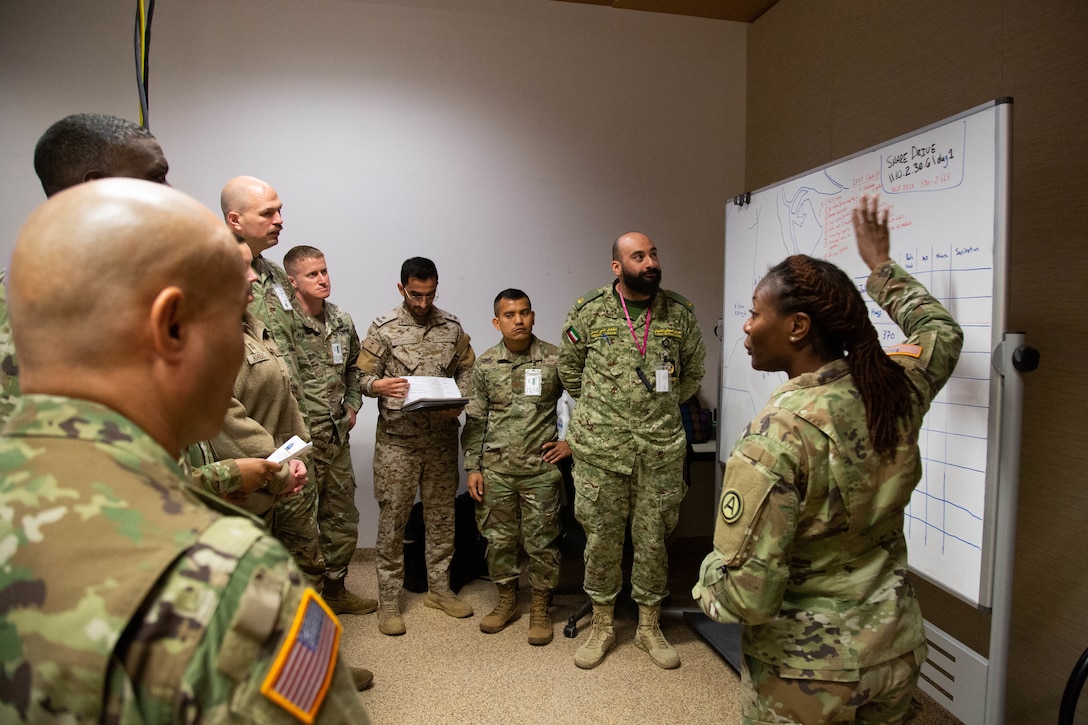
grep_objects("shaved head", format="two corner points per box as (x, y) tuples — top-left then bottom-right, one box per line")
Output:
(9, 178), (249, 451)
(220, 175), (269, 218)
(220, 176), (284, 255)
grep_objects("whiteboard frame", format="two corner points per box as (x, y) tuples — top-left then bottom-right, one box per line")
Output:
(720, 98), (1013, 609)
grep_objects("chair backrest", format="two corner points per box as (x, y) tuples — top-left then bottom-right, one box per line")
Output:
(1059, 644), (1088, 725)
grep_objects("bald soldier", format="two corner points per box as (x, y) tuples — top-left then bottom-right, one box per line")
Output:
(220, 175), (301, 391)
(219, 175), (329, 592)
(0, 113), (171, 422)
(0, 179), (370, 723)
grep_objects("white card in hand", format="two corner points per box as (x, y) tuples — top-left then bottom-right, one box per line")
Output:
(267, 435), (312, 464)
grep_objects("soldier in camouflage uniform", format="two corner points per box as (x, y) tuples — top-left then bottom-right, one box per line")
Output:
(0, 179), (370, 723)
(693, 196), (964, 723)
(461, 289), (570, 645)
(0, 270), (16, 422)
(0, 113), (171, 423)
(284, 245), (377, 616)
(220, 177), (325, 583)
(559, 232), (706, 670)
(357, 257), (476, 635)
(212, 241), (321, 581)
(222, 176), (303, 394)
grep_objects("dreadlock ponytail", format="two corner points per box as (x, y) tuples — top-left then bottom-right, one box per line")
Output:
(765, 255), (916, 456)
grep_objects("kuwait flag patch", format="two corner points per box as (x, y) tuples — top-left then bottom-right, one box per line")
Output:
(565, 326), (581, 344)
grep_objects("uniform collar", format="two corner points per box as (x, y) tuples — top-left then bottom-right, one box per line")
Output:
(3, 393), (184, 479)
(396, 302), (445, 328)
(774, 357), (851, 394)
(497, 335), (541, 363)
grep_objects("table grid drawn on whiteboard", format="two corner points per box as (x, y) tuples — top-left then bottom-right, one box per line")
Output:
(721, 101), (1006, 607)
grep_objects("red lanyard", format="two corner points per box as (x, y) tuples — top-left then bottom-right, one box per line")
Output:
(619, 293), (651, 358)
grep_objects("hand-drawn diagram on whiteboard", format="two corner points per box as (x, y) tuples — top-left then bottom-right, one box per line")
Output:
(722, 103), (1005, 605)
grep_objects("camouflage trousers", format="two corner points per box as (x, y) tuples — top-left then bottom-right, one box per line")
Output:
(373, 438), (458, 603)
(740, 645), (927, 724)
(572, 454), (685, 606)
(265, 465), (324, 584)
(476, 468), (562, 590)
(311, 423), (360, 580)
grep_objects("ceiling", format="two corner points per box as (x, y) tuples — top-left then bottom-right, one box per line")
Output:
(550, 0), (780, 23)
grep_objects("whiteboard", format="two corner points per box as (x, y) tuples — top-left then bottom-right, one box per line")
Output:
(720, 99), (1011, 607)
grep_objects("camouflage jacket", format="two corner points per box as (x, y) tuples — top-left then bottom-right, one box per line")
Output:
(0, 395), (369, 723)
(185, 439), (243, 494)
(0, 268), (18, 424)
(294, 300), (363, 440)
(461, 336), (564, 476)
(696, 261), (964, 679)
(559, 282), (706, 474)
(211, 313), (307, 513)
(357, 303), (475, 447)
(248, 254), (305, 413)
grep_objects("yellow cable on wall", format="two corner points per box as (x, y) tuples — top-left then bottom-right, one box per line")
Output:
(133, 0), (155, 128)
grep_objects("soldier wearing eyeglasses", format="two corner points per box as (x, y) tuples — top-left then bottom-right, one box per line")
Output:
(357, 257), (476, 636)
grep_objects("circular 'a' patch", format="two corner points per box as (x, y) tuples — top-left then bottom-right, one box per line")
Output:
(720, 489), (743, 524)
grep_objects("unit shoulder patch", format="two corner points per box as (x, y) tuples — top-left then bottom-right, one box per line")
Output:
(712, 440), (778, 566)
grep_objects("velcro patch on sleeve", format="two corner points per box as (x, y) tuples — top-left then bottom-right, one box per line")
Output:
(260, 588), (342, 723)
(713, 442), (778, 567)
(361, 335), (385, 359)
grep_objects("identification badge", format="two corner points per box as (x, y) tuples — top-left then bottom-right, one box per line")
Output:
(331, 341), (344, 365)
(273, 284), (294, 311)
(524, 369), (542, 396)
(655, 365), (670, 393)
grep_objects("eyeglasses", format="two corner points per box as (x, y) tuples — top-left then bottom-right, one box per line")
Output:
(403, 290), (437, 302)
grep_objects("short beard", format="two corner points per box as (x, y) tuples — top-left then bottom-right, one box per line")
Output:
(622, 267), (661, 297)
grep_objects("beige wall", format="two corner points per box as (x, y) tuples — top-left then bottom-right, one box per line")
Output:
(0, 0), (745, 549)
(747, 1), (1088, 720)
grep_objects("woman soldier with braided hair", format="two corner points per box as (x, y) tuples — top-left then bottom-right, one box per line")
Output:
(694, 195), (964, 724)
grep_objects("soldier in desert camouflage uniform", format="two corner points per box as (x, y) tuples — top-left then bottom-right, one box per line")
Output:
(693, 195), (964, 723)
(357, 256), (476, 635)
(284, 244), (376, 617)
(0, 179), (370, 723)
(0, 113), (171, 423)
(559, 231), (706, 671)
(461, 289), (570, 645)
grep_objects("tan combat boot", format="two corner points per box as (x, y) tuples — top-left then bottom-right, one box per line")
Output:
(322, 577), (378, 616)
(574, 602), (615, 669)
(635, 603), (680, 669)
(479, 581), (520, 633)
(424, 588), (474, 618)
(527, 588), (553, 646)
(377, 597), (406, 636)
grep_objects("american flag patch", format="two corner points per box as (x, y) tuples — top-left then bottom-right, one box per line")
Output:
(885, 343), (922, 358)
(261, 588), (342, 723)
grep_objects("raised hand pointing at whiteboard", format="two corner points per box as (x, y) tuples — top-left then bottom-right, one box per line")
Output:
(853, 194), (892, 270)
